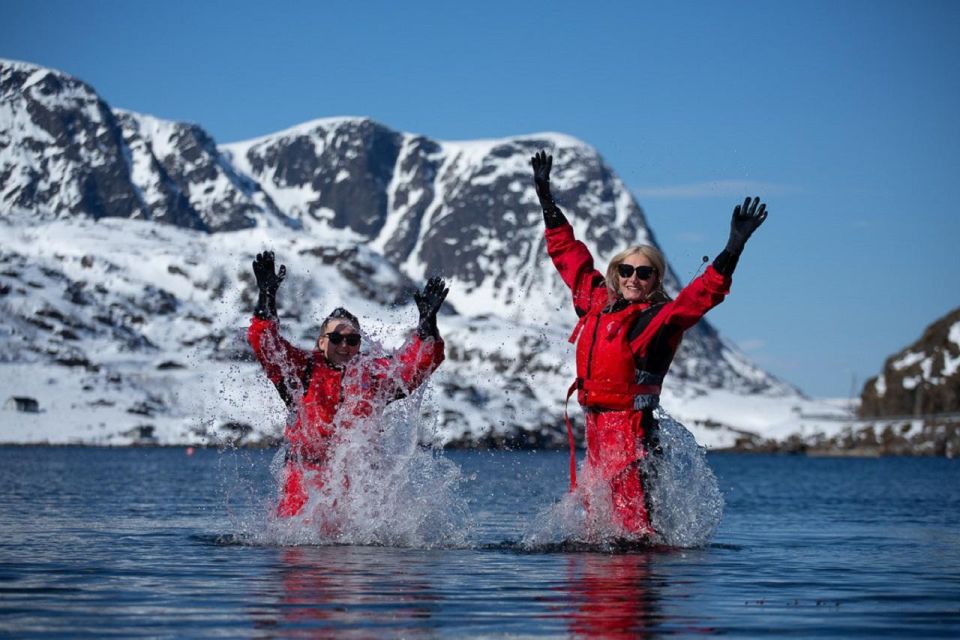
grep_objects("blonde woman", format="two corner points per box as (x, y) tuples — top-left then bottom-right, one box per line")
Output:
(531, 151), (767, 539)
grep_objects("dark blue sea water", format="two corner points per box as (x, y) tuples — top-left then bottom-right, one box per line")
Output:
(1, 447), (958, 638)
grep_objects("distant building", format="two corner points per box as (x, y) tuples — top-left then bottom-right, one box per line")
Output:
(122, 425), (159, 446)
(4, 396), (40, 413)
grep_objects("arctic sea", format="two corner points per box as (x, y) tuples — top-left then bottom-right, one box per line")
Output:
(1, 447), (958, 638)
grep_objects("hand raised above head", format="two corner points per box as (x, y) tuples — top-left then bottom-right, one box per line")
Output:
(414, 276), (448, 338)
(414, 276), (449, 319)
(727, 197), (768, 253)
(531, 150), (553, 201)
(252, 251), (287, 294)
(530, 150), (568, 229)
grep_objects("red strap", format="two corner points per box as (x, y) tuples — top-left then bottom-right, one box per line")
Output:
(562, 377), (662, 492)
(568, 315), (587, 344)
(564, 379), (579, 490)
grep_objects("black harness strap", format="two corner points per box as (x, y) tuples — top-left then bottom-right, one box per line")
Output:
(274, 357), (315, 409)
(625, 302), (665, 341)
(625, 303), (678, 379)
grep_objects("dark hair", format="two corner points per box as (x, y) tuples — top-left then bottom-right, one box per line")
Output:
(321, 307), (360, 333)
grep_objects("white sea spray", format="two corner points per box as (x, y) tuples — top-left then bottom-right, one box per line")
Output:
(522, 407), (723, 549)
(641, 408), (724, 547)
(229, 330), (472, 548)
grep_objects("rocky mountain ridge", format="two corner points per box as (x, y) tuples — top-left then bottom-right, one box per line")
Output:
(727, 307), (960, 458)
(860, 306), (960, 418)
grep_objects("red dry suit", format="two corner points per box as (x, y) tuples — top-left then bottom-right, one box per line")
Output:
(248, 317), (445, 517)
(546, 222), (731, 537)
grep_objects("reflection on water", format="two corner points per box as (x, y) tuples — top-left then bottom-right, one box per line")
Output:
(254, 547), (439, 635)
(557, 553), (659, 639)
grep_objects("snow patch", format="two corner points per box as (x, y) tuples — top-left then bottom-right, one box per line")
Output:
(893, 350), (925, 371)
(874, 374), (886, 396)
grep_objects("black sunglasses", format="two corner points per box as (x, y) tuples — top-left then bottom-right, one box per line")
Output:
(325, 332), (361, 347)
(617, 264), (656, 280)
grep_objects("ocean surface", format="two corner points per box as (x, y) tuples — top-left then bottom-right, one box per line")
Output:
(1, 446), (958, 638)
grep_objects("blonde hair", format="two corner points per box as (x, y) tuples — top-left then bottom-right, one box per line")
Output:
(605, 245), (671, 304)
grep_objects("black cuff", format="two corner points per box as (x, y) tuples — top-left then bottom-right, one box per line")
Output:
(254, 290), (277, 320)
(712, 249), (742, 277)
(417, 316), (439, 339)
(542, 202), (568, 229)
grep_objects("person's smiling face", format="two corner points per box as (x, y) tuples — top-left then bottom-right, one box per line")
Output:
(617, 254), (658, 303)
(317, 319), (361, 367)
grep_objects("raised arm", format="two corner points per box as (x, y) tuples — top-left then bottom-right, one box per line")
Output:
(713, 196), (768, 277)
(414, 276), (448, 340)
(252, 250), (286, 321)
(247, 252), (309, 402)
(532, 150), (568, 230)
(533, 151), (607, 316)
(639, 197), (769, 337)
(370, 278), (448, 400)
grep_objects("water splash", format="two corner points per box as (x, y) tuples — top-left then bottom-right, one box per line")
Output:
(237, 329), (472, 548)
(641, 408), (724, 547)
(522, 407), (723, 549)
(262, 417), (471, 548)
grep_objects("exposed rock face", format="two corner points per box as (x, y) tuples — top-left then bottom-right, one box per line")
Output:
(1, 59), (282, 232)
(235, 118), (403, 236)
(1, 61), (147, 222)
(114, 112), (282, 231)
(860, 307), (960, 418)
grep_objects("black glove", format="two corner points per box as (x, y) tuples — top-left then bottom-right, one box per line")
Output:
(531, 150), (568, 229)
(714, 197), (768, 276)
(252, 251), (286, 320)
(414, 277), (448, 339)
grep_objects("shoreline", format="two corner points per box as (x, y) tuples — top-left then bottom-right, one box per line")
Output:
(0, 441), (955, 458)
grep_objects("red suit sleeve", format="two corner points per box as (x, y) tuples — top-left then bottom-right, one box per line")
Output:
(628, 265), (732, 353)
(545, 223), (609, 315)
(370, 333), (445, 400)
(247, 316), (309, 386)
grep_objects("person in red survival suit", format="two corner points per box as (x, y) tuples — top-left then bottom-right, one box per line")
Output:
(530, 151), (767, 539)
(247, 251), (448, 518)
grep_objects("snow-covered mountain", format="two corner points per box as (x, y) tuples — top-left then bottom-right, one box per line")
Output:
(860, 307), (960, 418)
(0, 58), (851, 448)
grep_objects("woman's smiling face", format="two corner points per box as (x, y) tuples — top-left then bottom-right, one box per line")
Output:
(617, 253), (658, 303)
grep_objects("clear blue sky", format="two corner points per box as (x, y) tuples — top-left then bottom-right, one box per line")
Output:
(4, 0), (959, 397)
